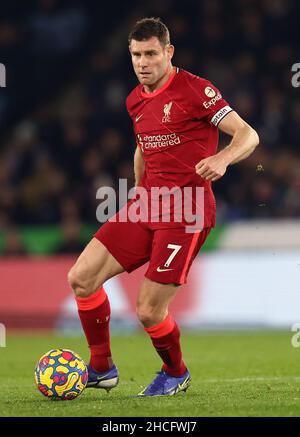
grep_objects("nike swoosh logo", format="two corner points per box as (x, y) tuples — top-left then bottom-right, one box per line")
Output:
(96, 375), (106, 380)
(178, 376), (190, 391)
(156, 267), (173, 272)
(135, 114), (143, 122)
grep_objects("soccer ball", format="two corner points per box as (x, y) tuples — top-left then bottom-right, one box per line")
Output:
(34, 349), (88, 400)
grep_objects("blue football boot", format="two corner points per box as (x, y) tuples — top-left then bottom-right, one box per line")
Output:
(86, 364), (119, 392)
(138, 368), (191, 396)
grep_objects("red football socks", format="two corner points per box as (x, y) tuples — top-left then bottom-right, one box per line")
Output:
(144, 314), (187, 377)
(76, 287), (112, 373)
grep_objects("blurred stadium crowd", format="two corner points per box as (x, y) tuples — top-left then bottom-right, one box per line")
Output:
(0, 0), (299, 254)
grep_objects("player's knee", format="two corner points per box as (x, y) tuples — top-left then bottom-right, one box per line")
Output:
(136, 306), (159, 327)
(67, 264), (93, 298)
(136, 309), (152, 326)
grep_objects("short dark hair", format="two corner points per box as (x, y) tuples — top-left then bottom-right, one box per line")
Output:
(128, 17), (170, 47)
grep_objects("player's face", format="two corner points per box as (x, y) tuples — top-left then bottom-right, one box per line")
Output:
(129, 37), (174, 89)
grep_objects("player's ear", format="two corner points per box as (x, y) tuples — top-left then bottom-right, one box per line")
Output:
(167, 44), (175, 60)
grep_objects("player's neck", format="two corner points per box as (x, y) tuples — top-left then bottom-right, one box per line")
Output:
(143, 65), (174, 94)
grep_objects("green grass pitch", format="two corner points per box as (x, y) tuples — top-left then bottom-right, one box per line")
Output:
(1, 331), (300, 417)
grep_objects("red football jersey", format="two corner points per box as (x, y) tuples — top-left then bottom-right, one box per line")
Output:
(126, 67), (233, 229)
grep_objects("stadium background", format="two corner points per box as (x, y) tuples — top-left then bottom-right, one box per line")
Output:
(0, 2), (299, 337)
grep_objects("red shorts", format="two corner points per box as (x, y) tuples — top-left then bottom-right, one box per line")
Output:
(94, 218), (211, 285)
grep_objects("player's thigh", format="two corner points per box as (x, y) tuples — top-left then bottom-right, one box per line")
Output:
(95, 217), (153, 273)
(68, 237), (124, 293)
(146, 227), (211, 285)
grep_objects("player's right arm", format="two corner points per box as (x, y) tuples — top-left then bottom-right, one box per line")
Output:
(134, 146), (145, 186)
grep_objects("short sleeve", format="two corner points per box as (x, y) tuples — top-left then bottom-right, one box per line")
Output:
(187, 76), (233, 126)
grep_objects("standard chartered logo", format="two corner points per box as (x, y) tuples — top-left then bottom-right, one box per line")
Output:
(140, 132), (181, 149)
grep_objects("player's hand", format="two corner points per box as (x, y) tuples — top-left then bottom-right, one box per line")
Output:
(195, 154), (229, 182)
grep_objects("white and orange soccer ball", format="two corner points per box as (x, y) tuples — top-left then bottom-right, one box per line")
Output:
(34, 349), (88, 400)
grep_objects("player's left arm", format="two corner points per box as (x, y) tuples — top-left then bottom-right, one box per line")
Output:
(195, 111), (259, 181)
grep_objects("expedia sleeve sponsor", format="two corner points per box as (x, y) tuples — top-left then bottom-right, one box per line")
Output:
(202, 92), (222, 109)
(210, 105), (233, 126)
(187, 74), (231, 123)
